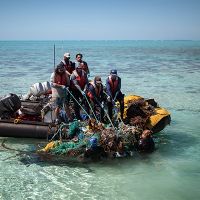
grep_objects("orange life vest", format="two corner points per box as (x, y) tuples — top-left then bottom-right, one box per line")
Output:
(108, 75), (119, 95)
(63, 61), (74, 75)
(87, 81), (102, 99)
(54, 72), (68, 86)
(72, 70), (87, 90)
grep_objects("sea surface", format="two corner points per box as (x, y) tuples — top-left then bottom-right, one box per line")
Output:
(0, 40), (200, 200)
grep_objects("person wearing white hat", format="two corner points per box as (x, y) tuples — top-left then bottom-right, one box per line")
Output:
(58, 52), (75, 76)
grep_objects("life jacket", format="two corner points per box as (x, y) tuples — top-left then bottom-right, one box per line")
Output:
(54, 72), (68, 86)
(108, 75), (119, 95)
(72, 70), (87, 90)
(61, 60), (75, 75)
(76, 61), (89, 74)
(87, 81), (102, 100)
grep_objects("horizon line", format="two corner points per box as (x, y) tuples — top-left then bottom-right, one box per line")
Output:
(0, 39), (200, 42)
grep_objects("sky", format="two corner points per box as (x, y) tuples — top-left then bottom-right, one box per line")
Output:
(0, 0), (200, 40)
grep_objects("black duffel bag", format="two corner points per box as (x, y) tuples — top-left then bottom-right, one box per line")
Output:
(0, 93), (21, 118)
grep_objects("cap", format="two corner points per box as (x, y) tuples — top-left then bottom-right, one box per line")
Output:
(94, 76), (102, 83)
(110, 69), (117, 75)
(64, 52), (70, 58)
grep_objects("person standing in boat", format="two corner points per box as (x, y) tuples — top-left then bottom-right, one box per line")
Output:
(106, 69), (124, 121)
(86, 76), (105, 122)
(70, 65), (89, 120)
(50, 64), (71, 123)
(58, 52), (75, 76)
(75, 53), (90, 77)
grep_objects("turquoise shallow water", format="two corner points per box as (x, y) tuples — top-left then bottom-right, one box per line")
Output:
(0, 40), (200, 200)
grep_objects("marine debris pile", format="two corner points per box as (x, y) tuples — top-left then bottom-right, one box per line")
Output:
(38, 96), (158, 161)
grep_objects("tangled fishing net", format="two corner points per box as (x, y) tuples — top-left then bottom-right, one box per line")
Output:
(38, 98), (157, 161)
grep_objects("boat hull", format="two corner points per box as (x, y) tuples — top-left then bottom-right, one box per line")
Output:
(0, 120), (50, 139)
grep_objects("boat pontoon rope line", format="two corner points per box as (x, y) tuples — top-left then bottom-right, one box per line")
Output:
(83, 94), (99, 123)
(66, 88), (91, 120)
(14, 118), (22, 124)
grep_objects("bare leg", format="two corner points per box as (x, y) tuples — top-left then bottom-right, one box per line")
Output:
(55, 107), (60, 118)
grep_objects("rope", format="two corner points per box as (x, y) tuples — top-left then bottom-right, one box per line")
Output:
(84, 94), (99, 123)
(49, 122), (67, 141)
(104, 90), (125, 126)
(14, 119), (22, 124)
(66, 88), (91, 119)
(102, 91), (115, 128)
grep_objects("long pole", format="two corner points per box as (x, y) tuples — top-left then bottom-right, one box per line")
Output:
(54, 44), (55, 69)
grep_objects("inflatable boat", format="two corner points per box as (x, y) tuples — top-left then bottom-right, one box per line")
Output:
(0, 91), (171, 139)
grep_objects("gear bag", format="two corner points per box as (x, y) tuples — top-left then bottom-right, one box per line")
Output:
(0, 93), (21, 117)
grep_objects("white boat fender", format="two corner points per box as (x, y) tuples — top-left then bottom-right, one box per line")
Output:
(42, 81), (51, 93)
(29, 82), (44, 97)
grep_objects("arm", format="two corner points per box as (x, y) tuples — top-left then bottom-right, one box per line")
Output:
(88, 84), (96, 100)
(84, 61), (90, 75)
(106, 78), (112, 97)
(117, 77), (121, 91)
(65, 72), (70, 87)
(71, 61), (75, 71)
(99, 85), (104, 102)
(113, 78), (121, 101)
(70, 73), (82, 92)
(50, 72), (60, 88)
(83, 71), (89, 92)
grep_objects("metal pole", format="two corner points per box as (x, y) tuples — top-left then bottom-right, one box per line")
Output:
(54, 44), (55, 69)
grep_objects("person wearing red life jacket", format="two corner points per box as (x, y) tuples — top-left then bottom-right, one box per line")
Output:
(58, 52), (75, 76)
(50, 64), (71, 123)
(86, 76), (105, 122)
(70, 65), (89, 120)
(106, 69), (124, 121)
(75, 53), (90, 77)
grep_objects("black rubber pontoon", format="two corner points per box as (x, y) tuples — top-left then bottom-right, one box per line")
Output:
(0, 119), (51, 139)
